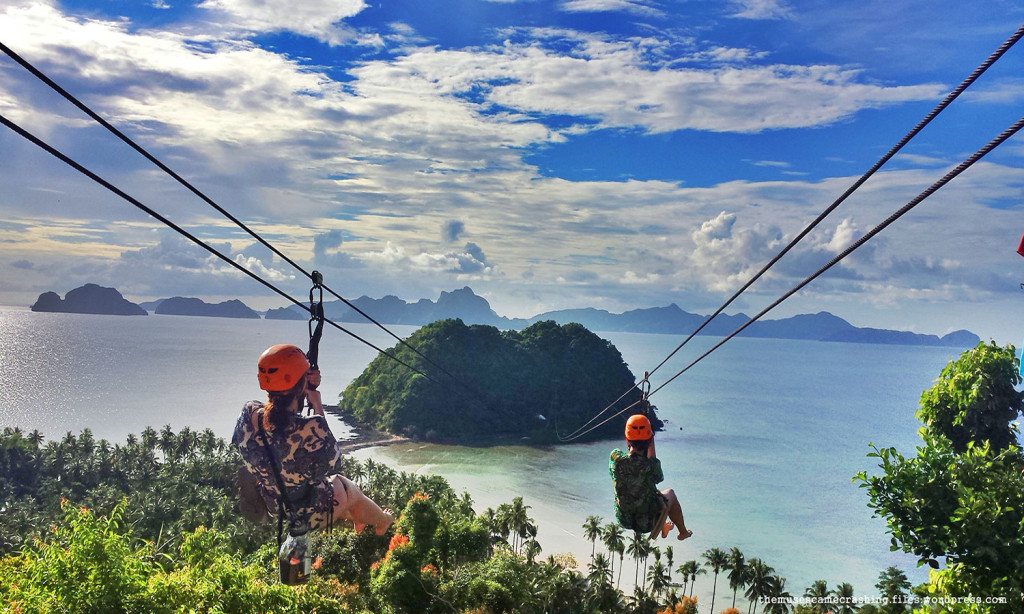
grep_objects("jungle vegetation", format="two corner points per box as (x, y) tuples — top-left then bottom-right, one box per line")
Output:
(339, 319), (660, 443)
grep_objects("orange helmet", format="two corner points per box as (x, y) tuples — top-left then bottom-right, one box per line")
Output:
(257, 344), (310, 392)
(625, 414), (652, 441)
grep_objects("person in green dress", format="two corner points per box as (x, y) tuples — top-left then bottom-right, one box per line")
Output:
(609, 414), (693, 540)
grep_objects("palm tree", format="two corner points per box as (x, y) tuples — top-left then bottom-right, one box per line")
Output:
(804, 579), (830, 614)
(703, 547), (729, 614)
(583, 515), (603, 560)
(646, 551), (672, 599)
(876, 567), (911, 613)
(726, 547), (748, 609)
(508, 497), (532, 554)
(763, 575), (792, 614)
(27, 430), (44, 448)
(832, 582), (855, 614)
(744, 559), (775, 614)
(603, 523), (626, 588)
(158, 425), (175, 462)
(676, 560), (696, 596)
(588, 552), (612, 586)
(626, 532), (646, 589)
(524, 538), (542, 563)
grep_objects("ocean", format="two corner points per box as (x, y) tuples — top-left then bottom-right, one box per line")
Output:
(0, 305), (964, 606)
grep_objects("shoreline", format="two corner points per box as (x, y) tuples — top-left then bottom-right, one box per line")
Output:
(325, 405), (410, 453)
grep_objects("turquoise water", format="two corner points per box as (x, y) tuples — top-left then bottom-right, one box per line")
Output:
(0, 306), (963, 605)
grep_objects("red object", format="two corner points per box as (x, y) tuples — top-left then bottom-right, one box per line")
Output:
(257, 344), (309, 392)
(1018, 233), (1024, 257)
(625, 414), (653, 441)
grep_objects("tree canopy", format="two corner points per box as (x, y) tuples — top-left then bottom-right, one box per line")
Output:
(339, 319), (659, 443)
(857, 342), (1024, 610)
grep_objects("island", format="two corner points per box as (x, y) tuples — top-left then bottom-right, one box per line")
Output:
(338, 318), (660, 444)
(30, 284), (147, 316)
(154, 297), (260, 319)
(264, 306), (306, 320)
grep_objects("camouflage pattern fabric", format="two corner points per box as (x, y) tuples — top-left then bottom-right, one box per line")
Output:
(609, 448), (665, 532)
(232, 400), (342, 530)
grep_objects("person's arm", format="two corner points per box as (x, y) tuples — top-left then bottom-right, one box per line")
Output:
(647, 437), (657, 459)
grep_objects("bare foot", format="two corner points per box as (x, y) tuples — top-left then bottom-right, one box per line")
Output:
(661, 522), (674, 538)
(677, 529), (693, 542)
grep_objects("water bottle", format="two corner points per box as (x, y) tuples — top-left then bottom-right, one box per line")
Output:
(278, 530), (311, 585)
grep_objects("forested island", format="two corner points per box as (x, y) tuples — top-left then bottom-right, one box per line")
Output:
(338, 319), (660, 444)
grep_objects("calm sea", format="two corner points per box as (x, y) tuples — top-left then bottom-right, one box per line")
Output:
(0, 305), (964, 604)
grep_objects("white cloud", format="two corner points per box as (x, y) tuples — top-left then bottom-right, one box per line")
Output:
(197, 0), (369, 45)
(0, 1), (1020, 339)
(370, 29), (943, 135)
(559, 0), (664, 18)
(961, 77), (1024, 105)
(361, 241), (496, 277)
(730, 0), (793, 20)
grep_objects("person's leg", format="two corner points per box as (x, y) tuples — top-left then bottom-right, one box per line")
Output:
(330, 475), (394, 535)
(661, 489), (692, 540)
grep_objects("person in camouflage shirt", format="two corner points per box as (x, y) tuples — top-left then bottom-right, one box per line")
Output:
(233, 344), (393, 535)
(609, 414), (693, 540)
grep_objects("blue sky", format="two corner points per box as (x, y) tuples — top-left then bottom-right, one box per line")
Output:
(0, 0), (1022, 341)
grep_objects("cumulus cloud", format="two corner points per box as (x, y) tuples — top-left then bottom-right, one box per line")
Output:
(119, 231), (294, 287)
(442, 220), (465, 243)
(198, 0), (370, 45)
(362, 241), (496, 276)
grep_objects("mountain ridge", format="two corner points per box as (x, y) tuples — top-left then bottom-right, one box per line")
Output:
(267, 286), (979, 348)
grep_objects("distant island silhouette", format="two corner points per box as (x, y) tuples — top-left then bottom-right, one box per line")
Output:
(31, 284), (979, 347)
(268, 286), (979, 348)
(30, 284), (146, 316)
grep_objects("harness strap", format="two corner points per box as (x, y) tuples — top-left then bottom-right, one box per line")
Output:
(256, 410), (307, 538)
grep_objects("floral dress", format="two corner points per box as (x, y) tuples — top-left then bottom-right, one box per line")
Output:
(232, 400), (342, 530)
(609, 448), (666, 532)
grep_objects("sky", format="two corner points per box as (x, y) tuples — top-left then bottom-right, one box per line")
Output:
(0, 0), (1022, 341)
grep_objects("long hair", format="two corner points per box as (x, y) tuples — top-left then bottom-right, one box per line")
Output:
(628, 438), (651, 456)
(263, 376), (307, 435)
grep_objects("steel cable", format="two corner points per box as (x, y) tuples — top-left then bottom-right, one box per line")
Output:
(0, 40), (469, 389)
(0, 112), (455, 391)
(647, 115), (1024, 399)
(559, 22), (1024, 441)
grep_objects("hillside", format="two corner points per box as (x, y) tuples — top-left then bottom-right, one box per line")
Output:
(338, 319), (659, 444)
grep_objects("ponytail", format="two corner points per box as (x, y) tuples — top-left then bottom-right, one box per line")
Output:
(262, 376), (307, 435)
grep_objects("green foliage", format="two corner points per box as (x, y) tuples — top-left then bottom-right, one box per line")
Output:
(339, 319), (654, 443)
(0, 504), (361, 613)
(857, 343), (1024, 609)
(916, 342), (1023, 452)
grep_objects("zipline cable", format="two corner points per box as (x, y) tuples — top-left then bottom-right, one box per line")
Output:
(562, 115), (1024, 442)
(644, 22), (1024, 380)
(0, 40), (468, 389)
(559, 22), (1024, 441)
(648, 115), (1024, 397)
(0, 112), (453, 391)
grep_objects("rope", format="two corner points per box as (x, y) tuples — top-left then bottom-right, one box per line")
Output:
(0, 112), (449, 389)
(0, 40), (468, 388)
(648, 115), (1024, 398)
(558, 22), (1024, 440)
(644, 22), (1024, 381)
